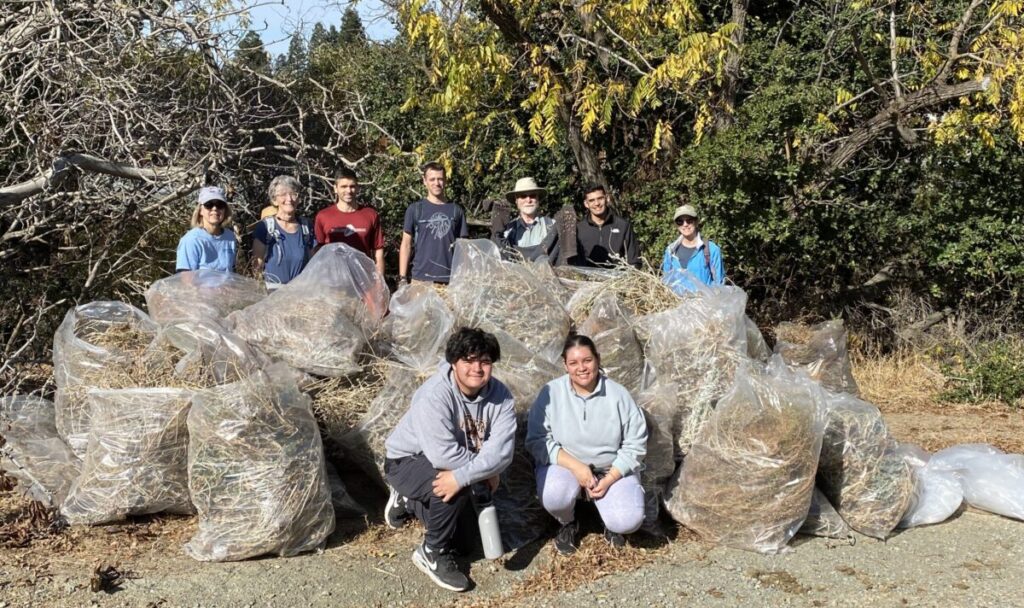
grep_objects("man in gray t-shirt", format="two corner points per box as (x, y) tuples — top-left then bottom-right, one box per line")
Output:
(399, 162), (469, 284)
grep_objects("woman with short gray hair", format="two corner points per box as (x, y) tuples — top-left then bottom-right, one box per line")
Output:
(251, 175), (316, 288)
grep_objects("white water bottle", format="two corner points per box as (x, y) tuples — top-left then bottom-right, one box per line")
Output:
(472, 484), (504, 560)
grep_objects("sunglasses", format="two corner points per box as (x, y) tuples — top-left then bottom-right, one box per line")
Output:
(675, 216), (696, 226)
(202, 200), (227, 210)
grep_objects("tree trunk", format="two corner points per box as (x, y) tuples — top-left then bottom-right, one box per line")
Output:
(713, 0), (749, 130)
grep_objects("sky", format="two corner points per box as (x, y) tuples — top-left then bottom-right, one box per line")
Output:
(245, 0), (397, 54)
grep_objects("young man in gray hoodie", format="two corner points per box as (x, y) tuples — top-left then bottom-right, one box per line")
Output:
(383, 327), (516, 592)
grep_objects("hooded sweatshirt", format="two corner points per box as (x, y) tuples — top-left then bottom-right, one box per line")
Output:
(385, 361), (517, 489)
(526, 375), (647, 477)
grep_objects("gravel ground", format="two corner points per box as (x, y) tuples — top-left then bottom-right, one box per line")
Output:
(1, 404), (1022, 608)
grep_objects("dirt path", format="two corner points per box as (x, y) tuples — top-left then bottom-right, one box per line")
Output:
(2, 405), (1022, 608)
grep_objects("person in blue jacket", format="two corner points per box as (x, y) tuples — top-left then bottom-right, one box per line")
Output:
(175, 186), (237, 273)
(660, 203), (725, 294)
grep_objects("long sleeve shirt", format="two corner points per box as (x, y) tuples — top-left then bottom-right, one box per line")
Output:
(570, 211), (641, 268)
(385, 361), (517, 488)
(526, 375), (648, 478)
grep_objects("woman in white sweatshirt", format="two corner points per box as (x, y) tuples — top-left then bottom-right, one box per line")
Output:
(526, 334), (648, 555)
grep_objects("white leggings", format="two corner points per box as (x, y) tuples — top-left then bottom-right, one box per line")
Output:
(536, 464), (645, 534)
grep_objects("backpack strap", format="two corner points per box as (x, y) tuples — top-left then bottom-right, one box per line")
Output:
(263, 217), (283, 265)
(703, 241), (716, 283)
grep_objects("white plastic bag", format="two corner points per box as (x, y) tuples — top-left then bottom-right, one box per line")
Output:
(186, 364), (335, 561)
(0, 395), (81, 507)
(665, 361), (827, 554)
(61, 388), (193, 524)
(146, 269), (267, 324)
(53, 301), (159, 457)
(897, 444), (963, 528)
(229, 243), (389, 377)
(928, 444), (1024, 521)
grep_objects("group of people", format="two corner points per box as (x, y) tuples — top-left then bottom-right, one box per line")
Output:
(174, 163), (726, 294)
(170, 165), (733, 592)
(383, 328), (648, 592)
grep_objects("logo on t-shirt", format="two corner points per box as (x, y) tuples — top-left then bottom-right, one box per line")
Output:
(425, 212), (453, 239)
(331, 224), (367, 238)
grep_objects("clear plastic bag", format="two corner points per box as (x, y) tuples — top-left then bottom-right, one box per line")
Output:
(578, 292), (645, 396)
(53, 301), (159, 457)
(816, 392), (913, 539)
(61, 388), (193, 524)
(324, 460), (367, 518)
(186, 365), (335, 561)
(636, 286), (750, 456)
(799, 487), (853, 539)
(449, 239), (570, 365)
(339, 365), (422, 487)
(492, 426), (554, 551)
(927, 444), (1024, 521)
(774, 319), (859, 396)
(154, 319), (269, 385)
(146, 269), (267, 325)
(0, 395), (81, 508)
(636, 384), (678, 532)
(229, 243), (389, 378)
(745, 316), (771, 362)
(665, 361), (827, 554)
(383, 283), (455, 372)
(897, 444), (963, 528)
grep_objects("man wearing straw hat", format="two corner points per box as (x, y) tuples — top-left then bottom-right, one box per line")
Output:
(493, 177), (560, 263)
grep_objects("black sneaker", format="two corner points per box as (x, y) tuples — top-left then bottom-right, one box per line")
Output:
(554, 520), (580, 555)
(384, 485), (410, 529)
(412, 542), (469, 592)
(604, 528), (626, 549)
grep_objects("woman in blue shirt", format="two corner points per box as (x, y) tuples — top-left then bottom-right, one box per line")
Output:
(660, 202), (725, 294)
(251, 175), (316, 289)
(175, 186), (237, 273)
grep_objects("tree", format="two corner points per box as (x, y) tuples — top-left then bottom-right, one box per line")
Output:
(309, 22), (331, 53)
(339, 7), (367, 46)
(283, 30), (308, 74)
(237, 30), (270, 71)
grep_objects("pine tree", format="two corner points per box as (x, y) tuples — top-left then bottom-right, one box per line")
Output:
(338, 7), (366, 46)
(309, 22), (330, 53)
(283, 31), (308, 73)
(236, 31), (269, 70)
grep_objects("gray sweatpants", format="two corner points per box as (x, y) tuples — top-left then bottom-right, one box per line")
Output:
(536, 464), (645, 534)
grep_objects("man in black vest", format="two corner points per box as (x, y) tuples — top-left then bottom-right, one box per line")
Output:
(570, 184), (641, 268)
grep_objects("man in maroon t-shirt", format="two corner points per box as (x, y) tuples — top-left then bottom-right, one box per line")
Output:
(315, 167), (385, 275)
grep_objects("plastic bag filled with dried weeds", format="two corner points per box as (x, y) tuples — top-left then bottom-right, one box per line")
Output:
(774, 319), (859, 395)
(146, 269), (267, 325)
(817, 392), (913, 539)
(154, 319), (269, 385)
(383, 283), (454, 371)
(186, 365), (334, 561)
(799, 487), (853, 539)
(229, 244), (389, 378)
(61, 388), (193, 524)
(492, 426), (554, 551)
(578, 292), (645, 395)
(449, 239), (570, 365)
(0, 395), (81, 508)
(665, 361), (827, 554)
(636, 286), (750, 456)
(635, 384), (678, 532)
(53, 301), (159, 457)
(339, 365), (423, 487)
(897, 444), (963, 528)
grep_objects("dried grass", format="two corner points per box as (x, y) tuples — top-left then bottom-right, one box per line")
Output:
(852, 350), (946, 413)
(308, 360), (389, 444)
(774, 320), (859, 395)
(817, 400), (915, 539)
(567, 263), (679, 324)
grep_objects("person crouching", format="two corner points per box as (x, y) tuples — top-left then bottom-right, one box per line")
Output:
(383, 327), (516, 592)
(526, 334), (648, 554)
